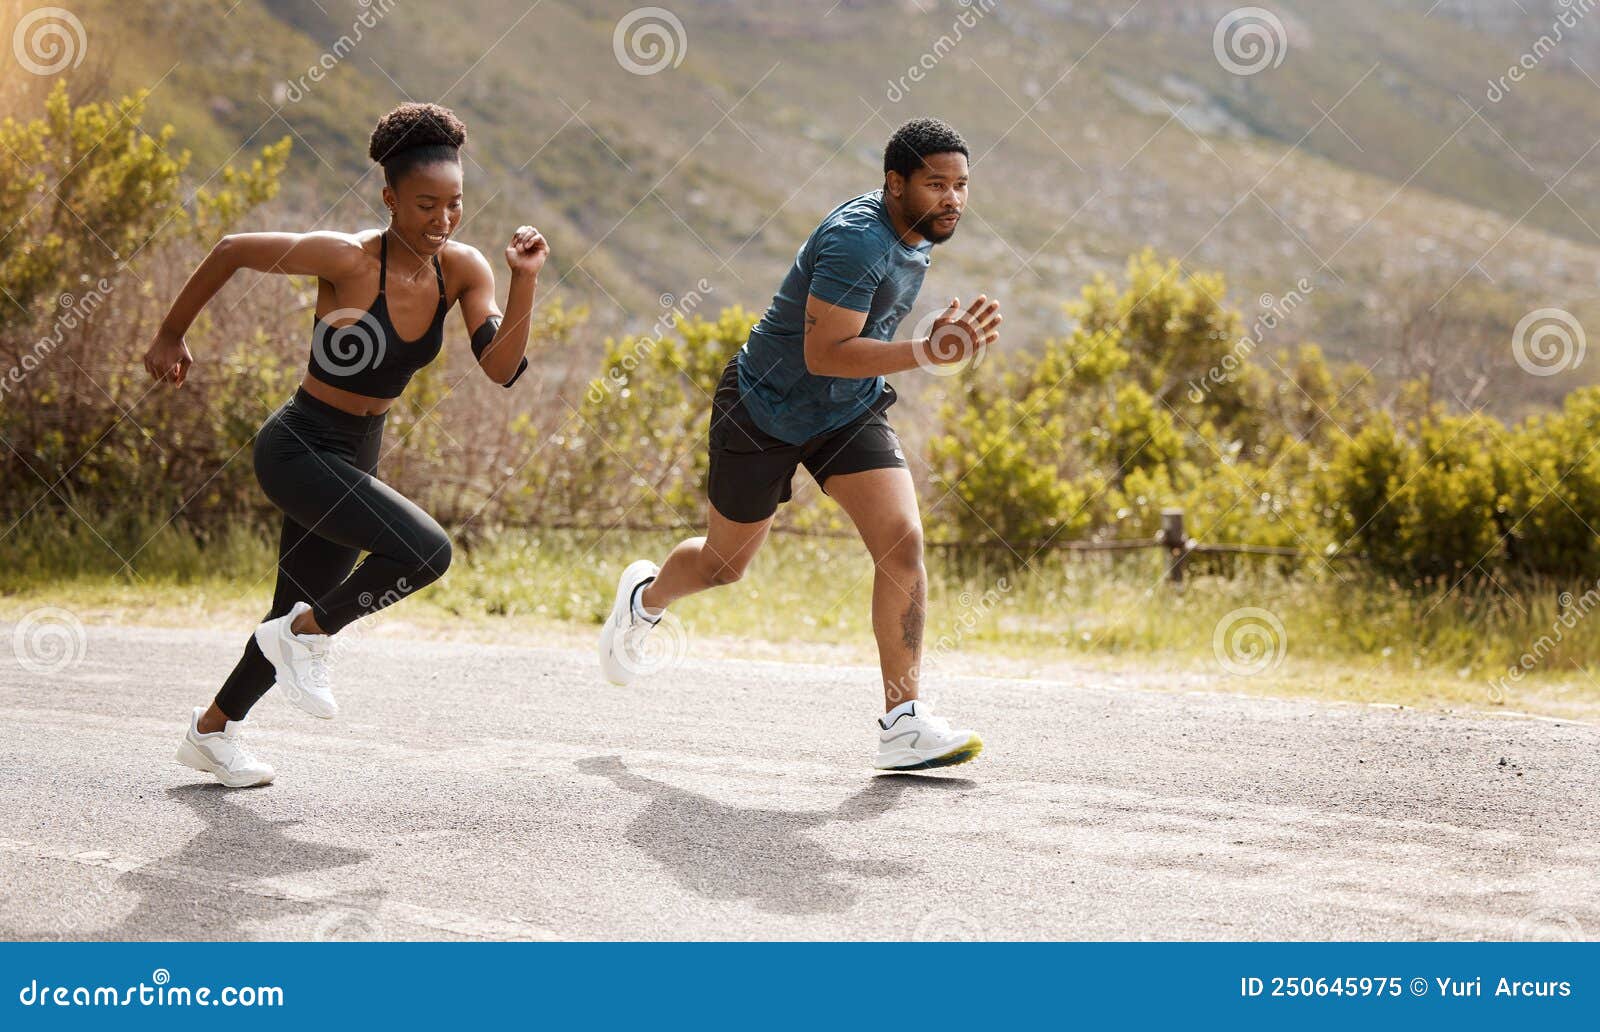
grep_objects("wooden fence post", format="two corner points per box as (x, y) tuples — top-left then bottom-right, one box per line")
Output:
(1160, 508), (1190, 584)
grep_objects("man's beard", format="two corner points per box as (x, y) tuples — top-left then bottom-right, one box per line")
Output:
(911, 209), (960, 244)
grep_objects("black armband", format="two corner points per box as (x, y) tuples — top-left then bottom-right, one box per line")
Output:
(471, 315), (527, 388)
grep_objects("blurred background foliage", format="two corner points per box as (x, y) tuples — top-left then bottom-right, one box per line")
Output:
(6, 85), (1600, 597)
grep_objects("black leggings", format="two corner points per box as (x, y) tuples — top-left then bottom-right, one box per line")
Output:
(214, 388), (452, 720)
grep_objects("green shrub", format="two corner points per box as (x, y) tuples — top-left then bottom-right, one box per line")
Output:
(928, 251), (1335, 555)
(1498, 387), (1600, 579)
(1, 83), (289, 524)
(546, 305), (754, 524)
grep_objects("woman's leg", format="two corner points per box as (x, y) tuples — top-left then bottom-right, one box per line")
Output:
(206, 514), (362, 728)
(250, 433), (450, 636)
(285, 463), (452, 634)
(207, 421), (448, 727)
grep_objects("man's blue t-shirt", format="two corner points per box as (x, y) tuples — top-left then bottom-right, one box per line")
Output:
(735, 190), (933, 445)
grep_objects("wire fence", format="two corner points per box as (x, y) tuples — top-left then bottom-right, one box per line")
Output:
(506, 508), (1362, 582)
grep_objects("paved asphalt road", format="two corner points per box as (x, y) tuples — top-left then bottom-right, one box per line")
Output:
(0, 622), (1595, 941)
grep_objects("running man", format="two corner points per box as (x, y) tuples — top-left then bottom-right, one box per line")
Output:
(146, 102), (549, 787)
(599, 118), (1001, 771)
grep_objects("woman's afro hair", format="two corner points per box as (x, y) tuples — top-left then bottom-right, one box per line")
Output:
(368, 103), (467, 183)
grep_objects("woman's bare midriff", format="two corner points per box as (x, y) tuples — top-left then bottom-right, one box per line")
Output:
(300, 373), (396, 416)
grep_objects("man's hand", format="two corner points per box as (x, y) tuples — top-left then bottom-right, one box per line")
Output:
(143, 328), (194, 387)
(922, 294), (1002, 368)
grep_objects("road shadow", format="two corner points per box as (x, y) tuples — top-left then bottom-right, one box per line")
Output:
(577, 755), (974, 915)
(0, 784), (381, 941)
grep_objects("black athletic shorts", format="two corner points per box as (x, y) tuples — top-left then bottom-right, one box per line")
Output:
(707, 357), (907, 523)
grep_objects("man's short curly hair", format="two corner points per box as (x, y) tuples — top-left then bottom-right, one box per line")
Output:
(368, 103), (467, 186)
(883, 118), (968, 178)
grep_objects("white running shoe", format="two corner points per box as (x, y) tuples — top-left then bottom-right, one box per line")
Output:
(874, 700), (984, 771)
(254, 601), (339, 719)
(174, 707), (276, 788)
(598, 559), (661, 686)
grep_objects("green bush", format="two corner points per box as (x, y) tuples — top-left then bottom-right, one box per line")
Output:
(923, 248), (1600, 590)
(540, 304), (754, 524)
(1, 83), (289, 524)
(1498, 387), (1600, 579)
(1319, 411), (1525, 581)
(927, 251), (1327, 554)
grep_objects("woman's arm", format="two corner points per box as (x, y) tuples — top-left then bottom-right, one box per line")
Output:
(456, 225), (549, 387)
(143, 231), (368, 386)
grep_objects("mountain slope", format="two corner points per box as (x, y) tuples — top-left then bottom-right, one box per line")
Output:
(44, 0), (1600, 412)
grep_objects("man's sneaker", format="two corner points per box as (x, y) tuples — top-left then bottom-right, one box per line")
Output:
(874, 700), (984, 771)
(174, 707), (275, 788)
(254, 601), (338, 718)
(599, 559), (661, 686)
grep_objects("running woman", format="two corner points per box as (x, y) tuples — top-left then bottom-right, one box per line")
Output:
(145, 103), (550, 787)
(599, 118), (1002, 771)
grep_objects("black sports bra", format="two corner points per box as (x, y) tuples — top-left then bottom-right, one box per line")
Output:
(307, 231), (448, 399)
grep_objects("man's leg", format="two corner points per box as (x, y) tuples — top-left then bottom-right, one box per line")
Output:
(639, 504), (773, 612)
(601, 351), (795, 684)
(819, 466), (925, 712)
(599, 503), (774, 685)
(827, 462), (979, 770)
